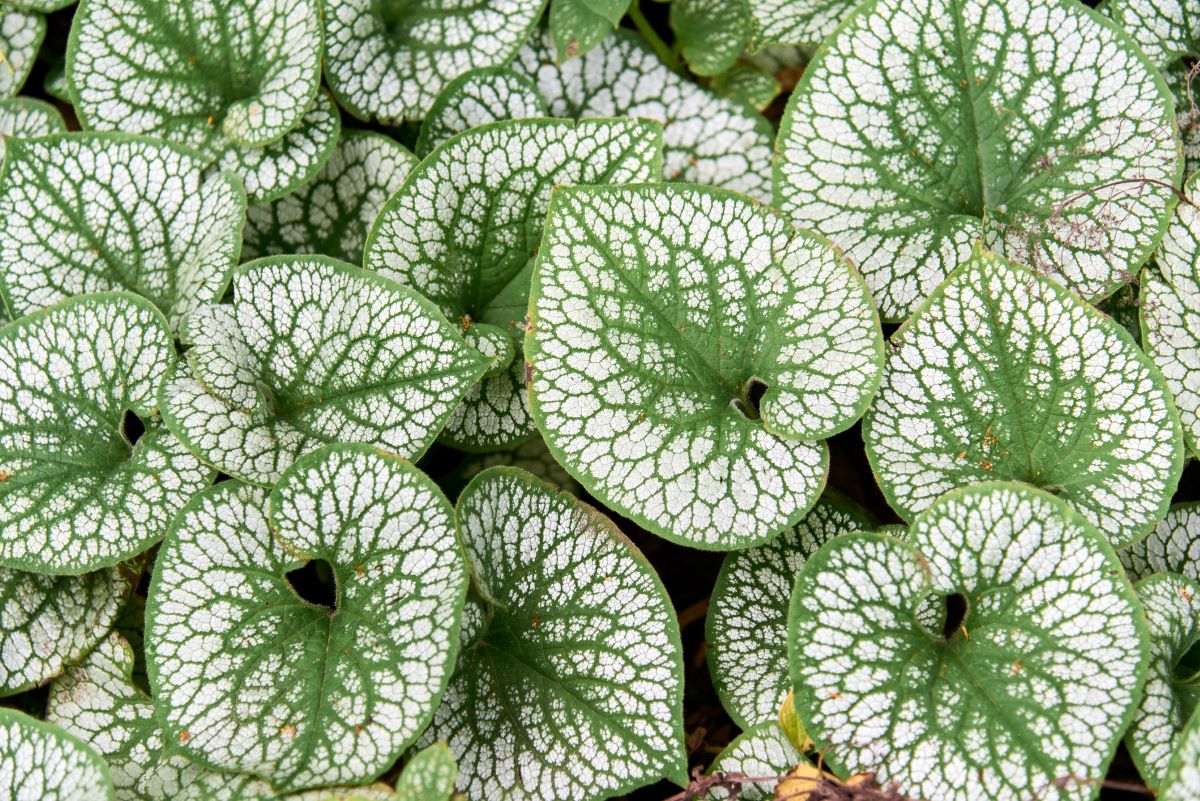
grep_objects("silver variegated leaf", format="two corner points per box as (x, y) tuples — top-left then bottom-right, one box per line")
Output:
(0, 707), (114, 801)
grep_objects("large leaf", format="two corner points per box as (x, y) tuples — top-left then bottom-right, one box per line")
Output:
(160, 256), (487, 485)
(863, 248), (1183, 548)
(775, 0), (1180, 321)
(527, 184), (883, 549)
(146, 445), (469, 792)
(0, 8), (42, 99)
(243, 130), (416, 265)
(0, 563), (135, 696)
(0, 708), (114, 800)
(512, 30), (775, 202)
(0, 133), (245, 330)
(788, 482), (1149, 801)
(1122, 503), (1200, 582)
(321, 0), (548, 123)
(414, 67), (547, 158)
(745, 0), (855, 47)
(365, 118), (662, 452)
(1125, 572), (1200, 789)
(0, 96), (64, 161)
(47, 631), (209, 801)
(1162, 708), (1200, 801)
(1143, 172), (1200, 458)
(707, 722), (802, 801)
(418, 468), (687, 801)
(0, 293), (212, 574)
(549, 0), (628, 62)
(707, 497), (872, 728)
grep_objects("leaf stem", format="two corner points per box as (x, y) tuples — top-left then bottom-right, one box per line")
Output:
(628, 1), (683, 73)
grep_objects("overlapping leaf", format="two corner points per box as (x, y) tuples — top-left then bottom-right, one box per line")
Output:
(392, 742), (457, 801)
(321, 0), (547, 123)
(549, 0), (628, 61)
(437, 435), (580, 502)
(1162, 708), (1200, 801)
(707, 723), (803, 801)
(243, 130), (416, 264)
(788, 482), (1149, 801)
(527, 185), (883, 549)
(0, 707), (113, 800)
(418, 468), (687, 801)
(147, 446), (468, 791)
(1125, 572), (1200, 789)
(3, 0), (75, 11)
(0, 293), (212, 574)
(415, 68), (547, 158)
(670, 0), (751, 76)
(745, 0), (854, 46)
(775, 0), (1180, 321)
(0, 564), (134, 696)
(1143, 172), (1200, 458)
(0, 96), (64, 160)
(710, 63), (781, 111)
(863, 249), (1183, 547)
(1122, 503), (1200, 582)
(707, 497), (872, 727)
(0, 133), (245, 330)
(365, 118), (661, 452)
(160, 257), (487, 485)
(0, 8), (43, 99)
(512, 30), (775, 202)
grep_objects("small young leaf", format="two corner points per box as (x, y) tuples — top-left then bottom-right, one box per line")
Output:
(710, 63), (781, 112)
(745, 0), (854, 47)
(418, 468), (687, 801)
(788, 482), (1149, 801)
(0, 133), (246, 330)
(549, 0), (629, 62)
(0, 707), (114, 800)
(67, 0), (322, 150)
(0, 565), (135, 696)
(1122, 503), (1200, 582)
(1143, 172), (1200, 458)
(706, 722), (803, 801)
(1162, 707), (1200, 801)
(775, 0), (1181, 321)
(707, 497), (872, 728)
(160, 257), (487, 485)
(527, 185), (883, 549)
(670, 0), (752, 76)
(512, 30), (775, 202)
(147, 445), (468, 791)
(393, 742), (457, 801)
(321, 0), (548, 123)
(863, 249), (1183, 548)
(438, 435), (581, 502)
(172, 774), (275, 801)
(0, 8), (43, 99)
(46, 632), (209, 801)
(415, 68), (548, 158)
(0, 96), (65, 161)
(1125, 572), (1200, 789)
(243, 130), (416, 265)
(0, 293), (212, 574)
(365, 118), (662, 452)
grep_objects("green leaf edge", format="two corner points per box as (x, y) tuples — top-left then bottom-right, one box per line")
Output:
(0, 706), (116, 800)
(413, 66), (549, 159)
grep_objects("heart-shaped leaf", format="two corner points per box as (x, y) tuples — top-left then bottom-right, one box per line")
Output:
(745, 0), (854, 47)
(1122, 503), (1200, 582)
(527, 184), (883, 549)
(670, 0), (751, 76)
(0, 708), (113, 800)
(707, 497), (872, 728)
(365, 118), (662, 452)
(146, 445), (469, 791)
(392, 742), (457, 801)
(1, 562), (135, 696)
(549, 0), (628, 62)
(0, 96), (64, 161)
(437, 435), (581, 502)
(788, 482), (1149, 801)
(160, 256), (487, 485)
(243, 130), (416, 265)
(0, 293), (212, 574)
(47, 631), (210, 800)
(0, 133), (245, 330)
(775, 0), (1180, 321)
(1143, 173), (1200, 458)
(512, 30), (774, 202)
(707, 722), (803, 801)
(321, 0), (547, 124)
(1162, 708), (1200, 801)
(863, 248), (1183, 547)
(0, 8), (42, 99)
(1125, 572), (1200, 789)
(415, 68), (548, 158)
(417, 467), (687, 801)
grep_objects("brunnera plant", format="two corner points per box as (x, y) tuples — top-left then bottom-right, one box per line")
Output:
(3, 1), (1200, 800)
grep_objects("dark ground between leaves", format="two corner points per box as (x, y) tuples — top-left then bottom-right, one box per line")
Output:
(9, 1), (1190, 799)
